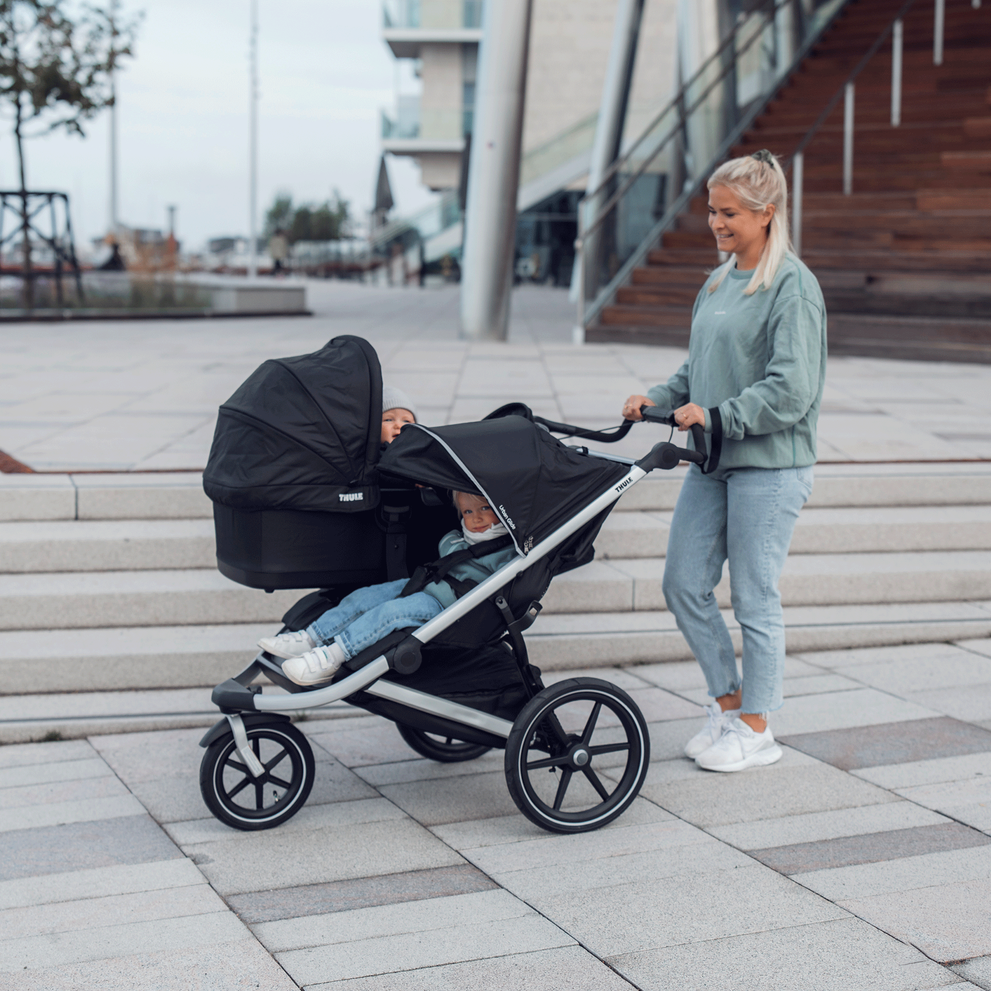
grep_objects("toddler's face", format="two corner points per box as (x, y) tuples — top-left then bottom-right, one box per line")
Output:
(457, 493), (499, 533)
(381, 407), (416, 444)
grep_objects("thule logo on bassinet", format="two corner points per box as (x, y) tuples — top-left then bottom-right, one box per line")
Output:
(339, 492), (364, 503)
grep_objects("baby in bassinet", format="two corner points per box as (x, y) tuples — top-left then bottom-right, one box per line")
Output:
(260, 491), (518, 685)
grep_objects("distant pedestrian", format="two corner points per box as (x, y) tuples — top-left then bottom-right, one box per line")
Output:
(622, 149), (827, 773)
(269, 229), (289, 275)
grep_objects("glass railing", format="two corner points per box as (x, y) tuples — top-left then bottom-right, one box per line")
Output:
(369, 191), (462, 250)
(383, 0), (420, 29)
(519, 112), (599, 190)
(381, 94), (423, 139)
(576, 0), (848, 330)
(384, 0), (483, 30)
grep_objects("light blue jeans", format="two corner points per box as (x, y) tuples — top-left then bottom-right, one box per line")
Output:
(662, 465), (814, 714)
(305, 579), (442, 660)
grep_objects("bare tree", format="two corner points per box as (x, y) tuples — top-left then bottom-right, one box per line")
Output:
(0, 0), (141, 306)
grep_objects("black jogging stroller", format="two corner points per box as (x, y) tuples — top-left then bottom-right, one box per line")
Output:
(198, 335), (711, 834)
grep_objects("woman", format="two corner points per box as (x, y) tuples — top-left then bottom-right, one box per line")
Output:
(622, 149), (826, 773)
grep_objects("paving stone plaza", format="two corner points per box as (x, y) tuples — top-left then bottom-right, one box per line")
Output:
(2, 282), (991, 989)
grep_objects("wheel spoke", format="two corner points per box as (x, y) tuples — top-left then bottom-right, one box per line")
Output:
(264, 748), (290, 772)
(268, 773), (292, 789)
(582, 766), (612, 801)
(589, 742), (631, 756)
(580, 701), (603, 744)
(254, 778), (266, 810)
(226, 773), (252, 798)
(552, 768), (573, 810)
(526, 753), (571, 770)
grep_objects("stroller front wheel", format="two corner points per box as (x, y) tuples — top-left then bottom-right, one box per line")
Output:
(504, 678), (650, 834)
(200, 721), (315, 830)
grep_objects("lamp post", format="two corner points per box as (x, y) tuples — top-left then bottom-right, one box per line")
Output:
(248, 0), (259, 279)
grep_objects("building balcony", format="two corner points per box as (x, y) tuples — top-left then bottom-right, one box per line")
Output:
(383, 0), (483, 57)
(382, 97), (471, 155)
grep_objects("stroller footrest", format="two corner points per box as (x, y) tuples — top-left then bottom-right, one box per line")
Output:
(212, 678), (260, 712)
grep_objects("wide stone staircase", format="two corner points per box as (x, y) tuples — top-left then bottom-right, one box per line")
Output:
(589, 0), (991, 361)
(5, 464), (991, 739)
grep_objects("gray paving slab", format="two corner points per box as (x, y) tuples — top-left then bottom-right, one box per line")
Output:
(275, 911), (575, 986)
(841, 878), (991, 963)
(708, 802), (953, 851)
(307, 715), (425, 767)
(893, 777), (991, 826)
(0, 858), (204, 911)
(793, 845), (991, 901)
(0, 883), (226, 940)
(303, 944), (637, 991)
(0, 910), (249, 973)
(374, 769), (522, 826)
(778, 718), (991, 771)
(608, 916), (961, 991)
(0, 793), (146, 832)
(354, 750), (506, 787)
(832, 648), (991, 694)
(525, 864), (847, 958)
(1, 772), (133, 810)
(638, 751), (897, 829)
(794, 641), (991, 669)
(183, 817), (466, 896)
(953, 956), (991, 990)
(0, 756), (113, 788)
(0, 937), (300, 991)
(749, 822), (991, 874)
(228, 864), (497, 923)
(0, 738), (94, 768)
(769, 688), (942, 736)
(904, 684), (991, 723)
(853, 752), (991, 789)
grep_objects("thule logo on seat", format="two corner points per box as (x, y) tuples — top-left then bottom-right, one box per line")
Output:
(339, 492), (363, 502)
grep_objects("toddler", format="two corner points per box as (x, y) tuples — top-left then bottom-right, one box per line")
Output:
(260, 491), (517, 685)
(380, 385), (417, 445)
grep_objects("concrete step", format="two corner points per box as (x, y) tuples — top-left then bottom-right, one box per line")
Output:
(0, 569), (304, 631)
(8, 548), (991, 632)
(0, 686), (357, 744)
(4, 602), (991, 725)
(0, 519), (216, 573)
(526, 601), (991, 669)
(544, 549), (991, 615)
(595, 504), (991, 560)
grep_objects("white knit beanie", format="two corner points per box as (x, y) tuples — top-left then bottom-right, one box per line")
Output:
(381, 385), (417, 421)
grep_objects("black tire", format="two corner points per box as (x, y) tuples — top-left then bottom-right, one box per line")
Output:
(504, 677), (650, 833)
(200, 721), (315, 830)
(397, 723), (492, 763)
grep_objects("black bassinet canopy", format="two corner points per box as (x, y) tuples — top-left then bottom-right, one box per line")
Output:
(378, 410), (628, 556)
(203, 335), (383, 513)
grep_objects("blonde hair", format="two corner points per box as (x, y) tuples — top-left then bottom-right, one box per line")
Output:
(706, 151), (792, 296)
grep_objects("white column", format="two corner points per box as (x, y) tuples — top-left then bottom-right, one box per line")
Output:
(459, 0), (534, 341)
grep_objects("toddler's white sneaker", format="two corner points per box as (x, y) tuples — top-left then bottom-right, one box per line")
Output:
(684, 702), (741, 759)
(282, 642), (347, 686)
(695, 717), (782, 772)
(258, 630), (316, 658)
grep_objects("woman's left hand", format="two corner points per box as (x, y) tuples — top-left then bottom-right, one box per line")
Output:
(673, 403), (706, 431)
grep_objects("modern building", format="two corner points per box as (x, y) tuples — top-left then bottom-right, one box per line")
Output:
(379, 0), (679, 282)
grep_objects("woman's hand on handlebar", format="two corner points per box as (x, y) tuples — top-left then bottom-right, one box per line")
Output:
(673, 403), (706, 431)
(622, 395), (655, 421)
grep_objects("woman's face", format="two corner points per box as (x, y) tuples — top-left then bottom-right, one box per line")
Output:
(381, 407), (416, 444)
(707, 185), (774, 271)
(457, 493), (499, 533)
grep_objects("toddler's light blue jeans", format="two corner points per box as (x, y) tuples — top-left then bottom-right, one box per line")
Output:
(663, 464), (813, 714)
(305, 579), (442, 660)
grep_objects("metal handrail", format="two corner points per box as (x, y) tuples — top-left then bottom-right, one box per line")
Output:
(575, 0), (850, 334)
(582, 0), (784, 242)
(789, 0), (926, 254)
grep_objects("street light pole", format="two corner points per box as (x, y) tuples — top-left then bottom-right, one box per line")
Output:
(108, 0), (118, 233)
(248, 0), (259, 279)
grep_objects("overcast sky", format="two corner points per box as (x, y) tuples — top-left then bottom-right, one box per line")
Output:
(0, 0), (432, 251)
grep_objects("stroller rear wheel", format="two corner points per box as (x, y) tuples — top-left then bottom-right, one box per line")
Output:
(200, 721), (315, 830)
(397, 724), (491, 763)
(504, 678), (650, 834)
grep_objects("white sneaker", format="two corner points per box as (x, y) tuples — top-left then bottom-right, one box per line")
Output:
(258, 630), (316, 659)
(684, 702), (741, 759)
(282, 642), (347, 686)
(695, 717), (783, 772)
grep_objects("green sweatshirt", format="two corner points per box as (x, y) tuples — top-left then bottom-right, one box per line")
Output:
(647, 254), (827, 474)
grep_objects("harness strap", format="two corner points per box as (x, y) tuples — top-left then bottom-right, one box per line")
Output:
(398, 534), (515, 599)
